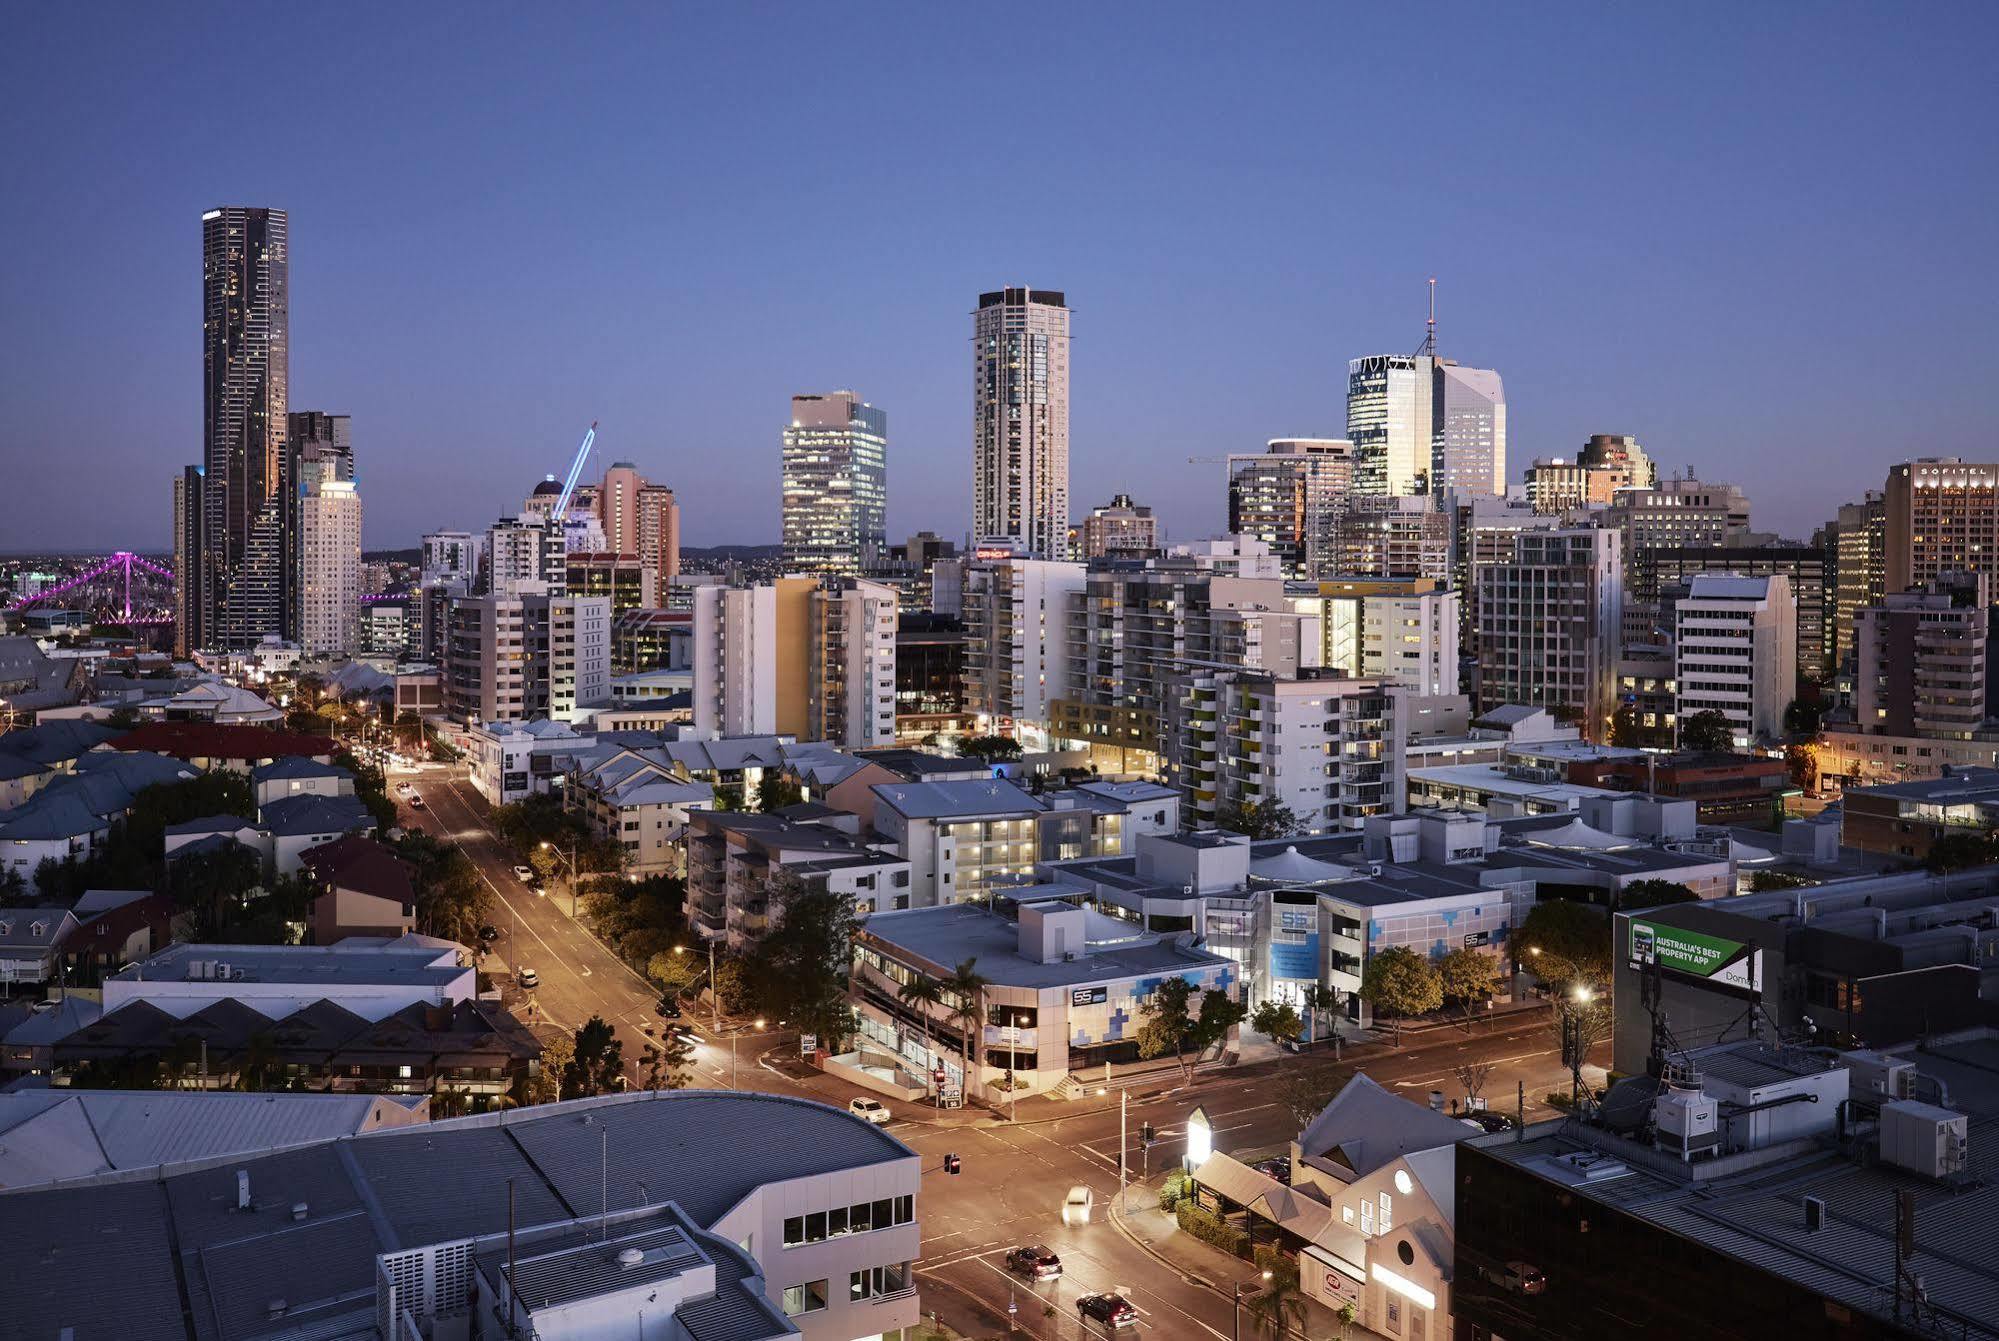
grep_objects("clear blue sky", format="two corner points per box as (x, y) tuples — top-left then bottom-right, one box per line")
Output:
(2, 3), (1995, 552)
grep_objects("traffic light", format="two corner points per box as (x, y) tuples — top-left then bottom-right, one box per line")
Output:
(944, 1153), (962, 1175)
(1140, 1123), (1155, 1146)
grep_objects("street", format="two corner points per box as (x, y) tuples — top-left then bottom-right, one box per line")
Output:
(391, 762), (1593, 1338)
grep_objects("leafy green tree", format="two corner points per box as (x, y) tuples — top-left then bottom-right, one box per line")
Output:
(1923, 831), (1999, 874)
(528, 1031), (571, 1105)
(956, 734), (1023, 763)
(1607, 704), (1646, 749)
(0, 865), (24, 899)
(332, 750), (397, 831)
(754, 771), (803, 813)
(105, 705), (141, 731)
(642, 1026), (697, 1090)
(711, 956), (756, 1015)
(646, 947), (705, 996)
(166, 842), (264, 940)
(743, 882), (865, 1052)
(1748, 869), (1815, 892)
(1214, 800), (1301, 841)
(1248, 1247), (1306, 1339)
(1138, 976), (1246, 1085)
(1517, 899), (1612, 988)
(1679, 709), (1735, 753)
(1617, 879), (1699, 912)
(1275, 1070), (1343, 1127)
(562, 1015), (625, 1097)
(1358, 945), (1442, 1041)
(1249, 1000), (1303, 1043)
(1437, 947), (1500, 1030)
(396, 831), (490, 945)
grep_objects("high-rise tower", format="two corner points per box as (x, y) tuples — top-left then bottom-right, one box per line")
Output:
(199, 206), (290, 650)
(973, 288), (1070, 558)
(289, 412), (360, 653)
(782, 390), (887, 574)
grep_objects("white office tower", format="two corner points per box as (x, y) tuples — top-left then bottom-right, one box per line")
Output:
(297, 473), (361, 654)
(486, 515), (565, 597)
(782, 390), (889, 575)
(1431, 362), (1507, 497)
(693, 586), (778, 738)
(1475, 528), (1624, 741)
(1314, 580), (1461, 696)
(1673, 574), (1797, 748)
(973, 287), (1071, 558)
(963, 554), (1087, 748)
(812, 577), (899, 748)
(1227, 439), (1355, 578)
(1348, 354), (1435, 496)
(421, 530), (482, 586)
(1162, 670), (1404, 834)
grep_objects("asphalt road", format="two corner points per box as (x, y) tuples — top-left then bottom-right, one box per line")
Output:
(387, 762), (1590, 1337)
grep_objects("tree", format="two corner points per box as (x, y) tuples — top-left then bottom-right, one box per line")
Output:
(1679, 709), (1735, 754)
(1783, 697), (1824, 735)
(1137, 977), (1246, 1085)
(1301, 983), (1342, 1051)
(332, 750), (397, 831)
(743, 880), (865, 1050)
(1451, 1060), (1495, 1110)
(397, 832), (490, 945)
(1786, 740), (1822, 792)
(943, 957), (990, 1097)
(1213, 800), (1301, 841)
(1923, 831), (1999, 874)
(165, 842), (264, 941)
(1617, 879), (1699, 912)
(105, 704), (141, 731)
(754, 771), (803, 814)
(711, 956), (756, 1015)
(1607, 704), (1646, 749)
(644, 1027), (697, 1090)
(528, 844), (563, 887)
(1249, 1000), (1303, 1044)
(1517, 899), (1612, 989)
(1275, 1070), (1342, 1127)
(1437, 947), (1499, 1031)
(957, 734), (1023, 763)
(1748, 869), (1815, 892)
(0, 865), (23, 900)
(1248, 1248), (1306, 1339)
(896, 973), (944, 1078)
(528, 1031), (571, 1105)
(1358, 946), (1442, 1042)
(562, 1016), (625, 1097)
(646, 947), (705, 996)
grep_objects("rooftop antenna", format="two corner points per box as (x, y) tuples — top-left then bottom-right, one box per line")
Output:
(1416, 277), (1438, 357)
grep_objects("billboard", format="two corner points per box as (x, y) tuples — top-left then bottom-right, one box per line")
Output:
(1629, 917), (1762, 997)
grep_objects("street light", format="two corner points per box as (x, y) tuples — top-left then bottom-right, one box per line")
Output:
(1233, 1270), (1274, 1341)
(729, 1017), (766, 1090)
(674, 939), (720, 1031)
(539, 840), (580, 919)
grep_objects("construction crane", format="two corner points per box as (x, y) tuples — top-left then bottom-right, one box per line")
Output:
(551, 421), (599, 522)
(1188, 455), (1229, 465)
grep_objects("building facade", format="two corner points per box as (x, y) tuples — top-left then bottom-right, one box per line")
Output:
(1853, 576), (1996, 741)
(1672, 574), (1797, 747)
(290, 412), (360, 655)
(1227, 439), (1355, 577)
(690, 577), (898, 748)
(782, 390), (888, 575)
(444, 593), (611, 725)
(1429, 361), (1507, 498)
(973, 288), (1070, 558)
(198, 206), (290, 650)
(1884, 457), (1999, 596)
(1475, 528), (1624, 740)
(962, 555), (1087, 746)
(1077, 493), (1159, 559)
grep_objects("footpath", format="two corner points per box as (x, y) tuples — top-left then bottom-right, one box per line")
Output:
(1109, 1179), (1388, 1341)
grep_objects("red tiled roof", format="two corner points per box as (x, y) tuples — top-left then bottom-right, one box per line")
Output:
(109, 721), (338, 761)
(301, 834), (415, 905)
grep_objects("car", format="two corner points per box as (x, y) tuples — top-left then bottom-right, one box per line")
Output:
(671, 1023), (702, 1043)
(848, 1098), (892, 1126)
(512, 865), (535, 884)
(517, 967), (539, 989)
(1060, 1185), (1095, 1226)
(654, 997), (682, 1019)
(408, 795), (426, 810)
(478, 925), (499, 943)
(1004, 1245), (1063, 1280)
(1463, 1111), (1518, 1134)
(1252, 1157), (1292, 1185)
(394, 781), (413, 795)
(1074, 1293), (1138, 1329)
(1500, 1261), (1548, 1296)
(29, 998), (60, 1014)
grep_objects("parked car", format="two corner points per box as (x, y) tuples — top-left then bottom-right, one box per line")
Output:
(394, 781), (414, 795)
(1075, 1293), (1138, 1329)
(1463, 1111), (1518, 1134)
(512, 864), (535, 884)
(1252, 1157), (1292, 1185)
(1500, 1261), (1548, 1296)
(654, 997), (682, 1019)
(477, 925), (500, 943)
(848, 1098), (892, 1126)
(516, 967), (539, 989)
(1061, 1185), (1095, 1226)
(407, 794), (426, 810)
(1005, 1245), (1063, 1280)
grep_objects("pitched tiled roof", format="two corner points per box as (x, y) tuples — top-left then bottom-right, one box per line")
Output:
(301, 835), (415, 905)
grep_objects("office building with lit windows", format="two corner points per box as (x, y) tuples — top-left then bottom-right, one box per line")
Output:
(1475, 528), (1624, 741)
(973, 288), (1070, 558)
(781, 390), (888, 574)
(1883, 457), (1999, 596)
(1227, 438), (1355, 577)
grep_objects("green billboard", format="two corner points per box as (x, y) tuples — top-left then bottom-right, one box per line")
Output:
(1629, 917), (1761, 996)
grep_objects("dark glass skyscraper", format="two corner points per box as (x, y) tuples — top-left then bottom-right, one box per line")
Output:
(200, 206), (290, 650)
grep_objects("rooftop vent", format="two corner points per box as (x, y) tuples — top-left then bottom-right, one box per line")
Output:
(618, 1247), (646, 1269)
(266, 1300), (287, 1321)
(290, 1202), (308, 1222)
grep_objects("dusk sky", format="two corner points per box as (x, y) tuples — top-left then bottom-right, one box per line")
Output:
(3, 3), (1996, 554)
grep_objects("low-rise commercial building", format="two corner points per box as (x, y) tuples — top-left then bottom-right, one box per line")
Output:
(1672, 573), (1796, 747)
(1838, 766), (1999, 860)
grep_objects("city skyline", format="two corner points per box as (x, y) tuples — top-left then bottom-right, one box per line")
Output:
(4, 6), (1998, 556)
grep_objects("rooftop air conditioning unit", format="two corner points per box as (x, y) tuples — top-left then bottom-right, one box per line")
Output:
(214, 962), (232, 980)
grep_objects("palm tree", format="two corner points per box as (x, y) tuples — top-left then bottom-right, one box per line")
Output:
(1303, 984), (1342, 1053)
(895, 974), (944, 1089)
(1248, 1267), (1307, 1339)
(943, 958), (989, 1102)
